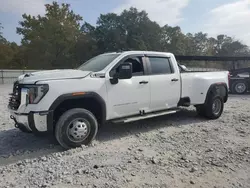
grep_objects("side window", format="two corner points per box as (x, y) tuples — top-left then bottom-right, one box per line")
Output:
(148, 57), (174, 75)
(110, 56), (145, 77)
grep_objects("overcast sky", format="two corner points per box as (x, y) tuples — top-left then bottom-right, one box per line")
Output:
(0, 0), (250, 45)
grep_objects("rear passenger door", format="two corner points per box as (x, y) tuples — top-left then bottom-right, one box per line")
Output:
(146, 55), (181, 111)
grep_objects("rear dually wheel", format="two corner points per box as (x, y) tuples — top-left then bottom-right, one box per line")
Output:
(196, 95), (224, 120)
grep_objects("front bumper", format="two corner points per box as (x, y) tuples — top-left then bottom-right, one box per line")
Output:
(9, 109), (53, 133)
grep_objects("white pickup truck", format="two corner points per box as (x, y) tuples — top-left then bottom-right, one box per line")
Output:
(8, 51), (229, 149)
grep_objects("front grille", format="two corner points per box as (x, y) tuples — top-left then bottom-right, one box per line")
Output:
(8, 81), (21, 110)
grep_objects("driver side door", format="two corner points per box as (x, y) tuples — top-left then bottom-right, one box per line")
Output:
(106, 55), (150, 119)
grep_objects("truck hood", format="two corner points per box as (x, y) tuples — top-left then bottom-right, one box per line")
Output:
(17, 69), (91, 84)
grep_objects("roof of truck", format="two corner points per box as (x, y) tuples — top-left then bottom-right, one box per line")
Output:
(103, 50), (173, 56)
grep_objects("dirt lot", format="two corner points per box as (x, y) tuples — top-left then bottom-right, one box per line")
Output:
(0, 84), (250, 188)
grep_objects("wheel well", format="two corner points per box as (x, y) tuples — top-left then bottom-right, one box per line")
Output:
(53, 97), (104, 129)
(206, 84), (228, 103)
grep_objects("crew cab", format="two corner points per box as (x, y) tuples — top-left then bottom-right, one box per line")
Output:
(8, 51), (229, 149)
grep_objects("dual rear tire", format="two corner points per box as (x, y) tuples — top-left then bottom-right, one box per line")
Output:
(196, 95), (224, 119)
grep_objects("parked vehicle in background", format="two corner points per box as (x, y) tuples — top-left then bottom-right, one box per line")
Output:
(229, 67), (250, 94)
(8, 51), (229, 149)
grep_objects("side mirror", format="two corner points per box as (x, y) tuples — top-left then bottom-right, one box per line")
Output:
(109, 63), (132, 84)
(118, 63), (132, 79)
(180, 65), (187, 70)
(180, 64), (190, 71)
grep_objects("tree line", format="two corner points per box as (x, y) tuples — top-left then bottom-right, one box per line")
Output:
(0, 1), (250, 69)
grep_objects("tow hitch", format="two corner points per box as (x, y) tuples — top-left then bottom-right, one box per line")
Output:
(10, 115), (32, 133)
(10, 115), (19, 128)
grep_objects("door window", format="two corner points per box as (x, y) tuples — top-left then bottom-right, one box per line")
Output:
(110, 56), (145, 77)
(148, 57), (174, 75)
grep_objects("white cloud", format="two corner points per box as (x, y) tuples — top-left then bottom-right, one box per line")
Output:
(0, 0), (49, 16)
(204, 0), (250, 45)
(113, 0), (190, 26)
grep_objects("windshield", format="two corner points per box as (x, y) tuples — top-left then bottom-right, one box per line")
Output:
(77, 53), (120, 72)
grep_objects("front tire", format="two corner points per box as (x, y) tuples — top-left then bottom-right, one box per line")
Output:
(55, 108), (98, 149)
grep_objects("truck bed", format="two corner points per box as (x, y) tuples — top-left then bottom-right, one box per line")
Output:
(180, 71), (229, 104)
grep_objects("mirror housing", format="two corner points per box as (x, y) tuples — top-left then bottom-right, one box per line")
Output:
(180, 64), (187, 70)
(110, 63), (132, 84)
(180, 64), (190, 71)
(118, 63), (132, 79)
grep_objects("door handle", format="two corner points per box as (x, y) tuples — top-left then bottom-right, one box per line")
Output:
(171, 78), (179, 82)
(139, 81), (149, 84)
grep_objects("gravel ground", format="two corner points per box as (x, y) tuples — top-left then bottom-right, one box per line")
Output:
(0, 84), (250, 188)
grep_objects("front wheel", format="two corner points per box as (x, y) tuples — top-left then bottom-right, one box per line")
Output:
(55, 108), (98, 149)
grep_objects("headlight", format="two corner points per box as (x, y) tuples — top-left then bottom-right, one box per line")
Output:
(24, 84), (49, 104)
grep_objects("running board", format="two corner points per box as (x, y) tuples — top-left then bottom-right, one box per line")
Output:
(112, 110), (178, 124)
